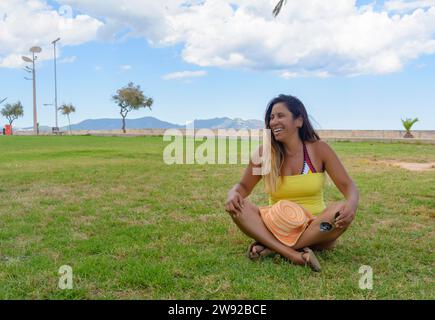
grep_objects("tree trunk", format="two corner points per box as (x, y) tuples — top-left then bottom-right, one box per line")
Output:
(122, 116), (126, 133)
(403, 132), (414, 138)
(68, 115), (71, 135)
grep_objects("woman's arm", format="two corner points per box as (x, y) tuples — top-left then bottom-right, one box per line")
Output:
(229, 161), (262, 197)
(318, 141), (360, 228)
(225, 146), (263, 214)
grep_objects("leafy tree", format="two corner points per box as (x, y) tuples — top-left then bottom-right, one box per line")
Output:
(58, 103), (76, 135)
(1, 101), (24, 135)
(401, 118), (419, 138)
(273, 0), (287, 17)
(112, 82), (153, 133)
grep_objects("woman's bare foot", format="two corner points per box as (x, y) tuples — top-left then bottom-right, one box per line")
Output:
(299, 247), (322, 272)
(248, 242), (276, 260)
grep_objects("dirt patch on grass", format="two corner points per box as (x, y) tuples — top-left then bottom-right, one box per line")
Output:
(115, 216), (157, 226)
(72, 215), (97, 226)
(409, 206), (435, 219)
(374, 161), (435, 171)
(166, 212), (195, 223)
(370, 218), (398, 233)
(14, 235), (43, 248)
(72, 231), (90, 240)
(110, 288), (154, 299)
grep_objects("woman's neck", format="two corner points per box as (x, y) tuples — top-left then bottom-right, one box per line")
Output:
(281, 134), (303, 157)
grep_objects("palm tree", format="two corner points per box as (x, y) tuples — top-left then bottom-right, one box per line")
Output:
(401, 118), (419, 138)
(0, 97), (6, 105)
(58, 103), (76, 135)
(273, 0), (287, 17)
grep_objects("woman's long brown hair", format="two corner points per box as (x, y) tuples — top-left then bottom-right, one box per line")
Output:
(263, 95), (320, 193)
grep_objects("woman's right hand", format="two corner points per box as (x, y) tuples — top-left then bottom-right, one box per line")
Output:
(225, 191), (245, 217)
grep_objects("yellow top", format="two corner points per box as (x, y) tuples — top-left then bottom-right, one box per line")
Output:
(268, 172), (326, 215)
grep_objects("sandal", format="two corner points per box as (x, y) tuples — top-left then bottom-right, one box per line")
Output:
(301, 247), (322, 272)
(247, 241), (276, 261)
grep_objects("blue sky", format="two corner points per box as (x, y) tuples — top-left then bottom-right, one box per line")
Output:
(0, 0), (434, 130)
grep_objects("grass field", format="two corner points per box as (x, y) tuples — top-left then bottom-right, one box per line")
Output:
(0, 135), (434, 299)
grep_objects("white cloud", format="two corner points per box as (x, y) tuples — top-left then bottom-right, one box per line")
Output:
(121, 64), (132, 71)
(162, 70), (207, 80)
(32, 1), (435, 76)
(280, 70), (331, 79)
(0, 0), (103, 68)
(384, 0), (435, 12)
(59, 56), (76, 64)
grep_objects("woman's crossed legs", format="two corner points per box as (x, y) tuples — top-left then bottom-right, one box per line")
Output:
(229, 199), (349, 265)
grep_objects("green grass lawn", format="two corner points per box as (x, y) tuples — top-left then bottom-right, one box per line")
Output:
(0, 135), (434, 299)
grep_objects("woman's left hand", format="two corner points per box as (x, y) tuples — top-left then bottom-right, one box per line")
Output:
(334, 201), (357, 229)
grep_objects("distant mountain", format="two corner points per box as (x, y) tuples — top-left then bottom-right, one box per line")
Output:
(67, 117), (182, 131)
(193, 117), (263, 129)
(16, 125), (52, 132)
(18, 116), (264, 131)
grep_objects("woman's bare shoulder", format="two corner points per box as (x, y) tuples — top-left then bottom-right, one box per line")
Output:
(309, 140), (332, 153)
(307, 140), (335, 168)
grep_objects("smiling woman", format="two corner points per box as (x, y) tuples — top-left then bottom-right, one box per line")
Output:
(224, 94), (360, 272)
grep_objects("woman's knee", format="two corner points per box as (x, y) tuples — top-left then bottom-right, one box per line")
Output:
(326, 201), (346, 213)
(316, 201), (346, 222)
(231, 199), (260, 223)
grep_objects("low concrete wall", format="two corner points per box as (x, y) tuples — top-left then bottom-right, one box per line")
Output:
(317, 130), (435, 139)
(11, 128), (435, 142)
(10, 128), (434, 144)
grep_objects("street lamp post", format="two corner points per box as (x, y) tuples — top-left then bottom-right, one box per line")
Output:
(52, 38), (61, 132)
(22, 46), (42, 135)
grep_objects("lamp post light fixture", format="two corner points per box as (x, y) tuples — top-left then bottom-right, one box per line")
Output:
(52, 37), (61, 132)
(22, 46), (42, 135)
